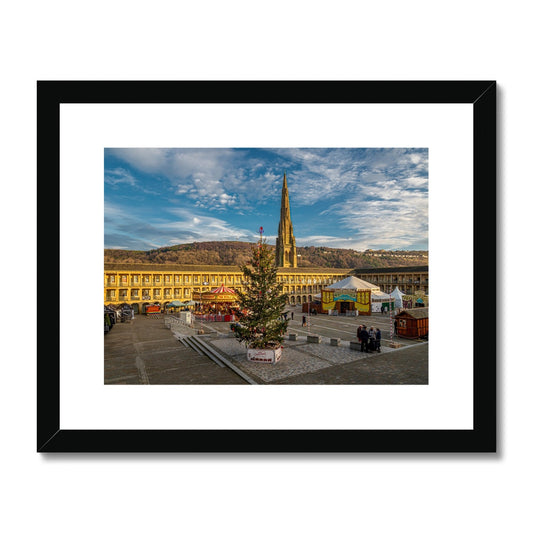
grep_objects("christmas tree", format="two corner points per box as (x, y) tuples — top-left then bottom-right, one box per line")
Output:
(233, 228), (289, 349)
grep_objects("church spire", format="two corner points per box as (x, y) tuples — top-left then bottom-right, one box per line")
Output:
(276, 173), (297, 268)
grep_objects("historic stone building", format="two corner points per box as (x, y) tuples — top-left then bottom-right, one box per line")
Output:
(355, 265), (429, 306)
(275, 173), (297, 268)
(104, 173), (351, 313)
(103, 264), (351, 314)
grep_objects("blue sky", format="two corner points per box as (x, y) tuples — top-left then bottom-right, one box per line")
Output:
(104, 147), (428, 251)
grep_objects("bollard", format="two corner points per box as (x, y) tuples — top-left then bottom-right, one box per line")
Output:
(349, 341), (360, 351)
(330, 338), (341, 346)
(307, 335), (321, 343)
(288, 333), (297, 341)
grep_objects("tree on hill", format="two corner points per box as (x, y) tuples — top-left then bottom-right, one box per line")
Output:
(104, 241), (428, 269)
(233, 231), (288, 349)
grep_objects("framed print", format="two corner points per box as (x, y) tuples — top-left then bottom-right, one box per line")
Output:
(37, 80), (496, 452)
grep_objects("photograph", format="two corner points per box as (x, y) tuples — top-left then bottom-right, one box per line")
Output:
(37, 79), (494, 452)
(104, 147), (429, 385)
(6, 3), (529, 532)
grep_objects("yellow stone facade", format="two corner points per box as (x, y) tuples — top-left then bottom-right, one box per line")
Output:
(356, 266), (429, 305)
(104, 263), (351, 313)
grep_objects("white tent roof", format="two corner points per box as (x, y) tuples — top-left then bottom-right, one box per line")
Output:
(326, 276), (380, 291)
(390, 286), (405, 308)
(390, 286), (405, 298)
(371, 290), (392, 301)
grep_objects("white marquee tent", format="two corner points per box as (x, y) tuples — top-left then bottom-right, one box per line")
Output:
(326, 276), (380, 292)
(390, 286), (405, 309)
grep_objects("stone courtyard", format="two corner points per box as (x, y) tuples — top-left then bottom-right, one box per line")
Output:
(105, 310), (428, 385)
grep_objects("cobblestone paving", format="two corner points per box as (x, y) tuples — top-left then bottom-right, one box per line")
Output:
(210, 337), (331, 382)
(209, 336), (397, 383)
(105, 314), (428, 385)
(104, 316), (246, 385)
(271, 344), (429, 384)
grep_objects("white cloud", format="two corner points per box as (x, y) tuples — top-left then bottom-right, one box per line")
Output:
(104, 167), (137, 187)
(165, 208), (255, 243)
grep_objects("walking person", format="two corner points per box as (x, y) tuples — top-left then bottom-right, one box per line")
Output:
(375, 327), (381, 352)
(291, 311), (294, 320)
(359, 325), (369, 352)
(302, 315), (306, 327)
(357, 324), (363, 342)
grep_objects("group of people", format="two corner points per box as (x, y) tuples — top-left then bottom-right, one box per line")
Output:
(356, 325), (381, 353)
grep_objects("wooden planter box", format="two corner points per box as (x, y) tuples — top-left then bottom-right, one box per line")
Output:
(247, 347), (282, 364)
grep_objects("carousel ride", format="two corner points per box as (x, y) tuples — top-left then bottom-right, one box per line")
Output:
(192, 283), (239, 320)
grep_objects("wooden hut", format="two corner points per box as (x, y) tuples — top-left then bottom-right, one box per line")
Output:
(395, 308), (429, 339)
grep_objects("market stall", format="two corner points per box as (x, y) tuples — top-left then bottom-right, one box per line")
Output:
(321, 276), (380, 316)
(394, 308), (429, 339)
(371, 290), (394, 312)
(390, 286), (405, 311)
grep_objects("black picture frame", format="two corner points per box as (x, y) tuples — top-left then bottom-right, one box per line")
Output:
(37, 81), (496, 453)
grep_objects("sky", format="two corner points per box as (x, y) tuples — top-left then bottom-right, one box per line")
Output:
(104, 147), (428, 251)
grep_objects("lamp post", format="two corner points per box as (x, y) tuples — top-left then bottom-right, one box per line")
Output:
(389, 294), (393, 341)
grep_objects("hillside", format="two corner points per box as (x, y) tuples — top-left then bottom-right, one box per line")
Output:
(104, 241), (428, 270)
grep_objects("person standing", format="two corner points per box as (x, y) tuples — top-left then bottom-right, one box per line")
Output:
(357, 324), (363, 342)
(359, 325), (369, 352)
(375, 328), (381, 352)
(368, 326), (376, 351)
(302, 315), (306, 327)
(291, 311), (294, 320)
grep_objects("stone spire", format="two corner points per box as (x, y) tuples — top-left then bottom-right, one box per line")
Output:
(275, 173), (297, 268)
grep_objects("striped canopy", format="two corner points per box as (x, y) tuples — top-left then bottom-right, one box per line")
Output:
(210, 284), (236, 294)
(194, 284), (237, 302)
